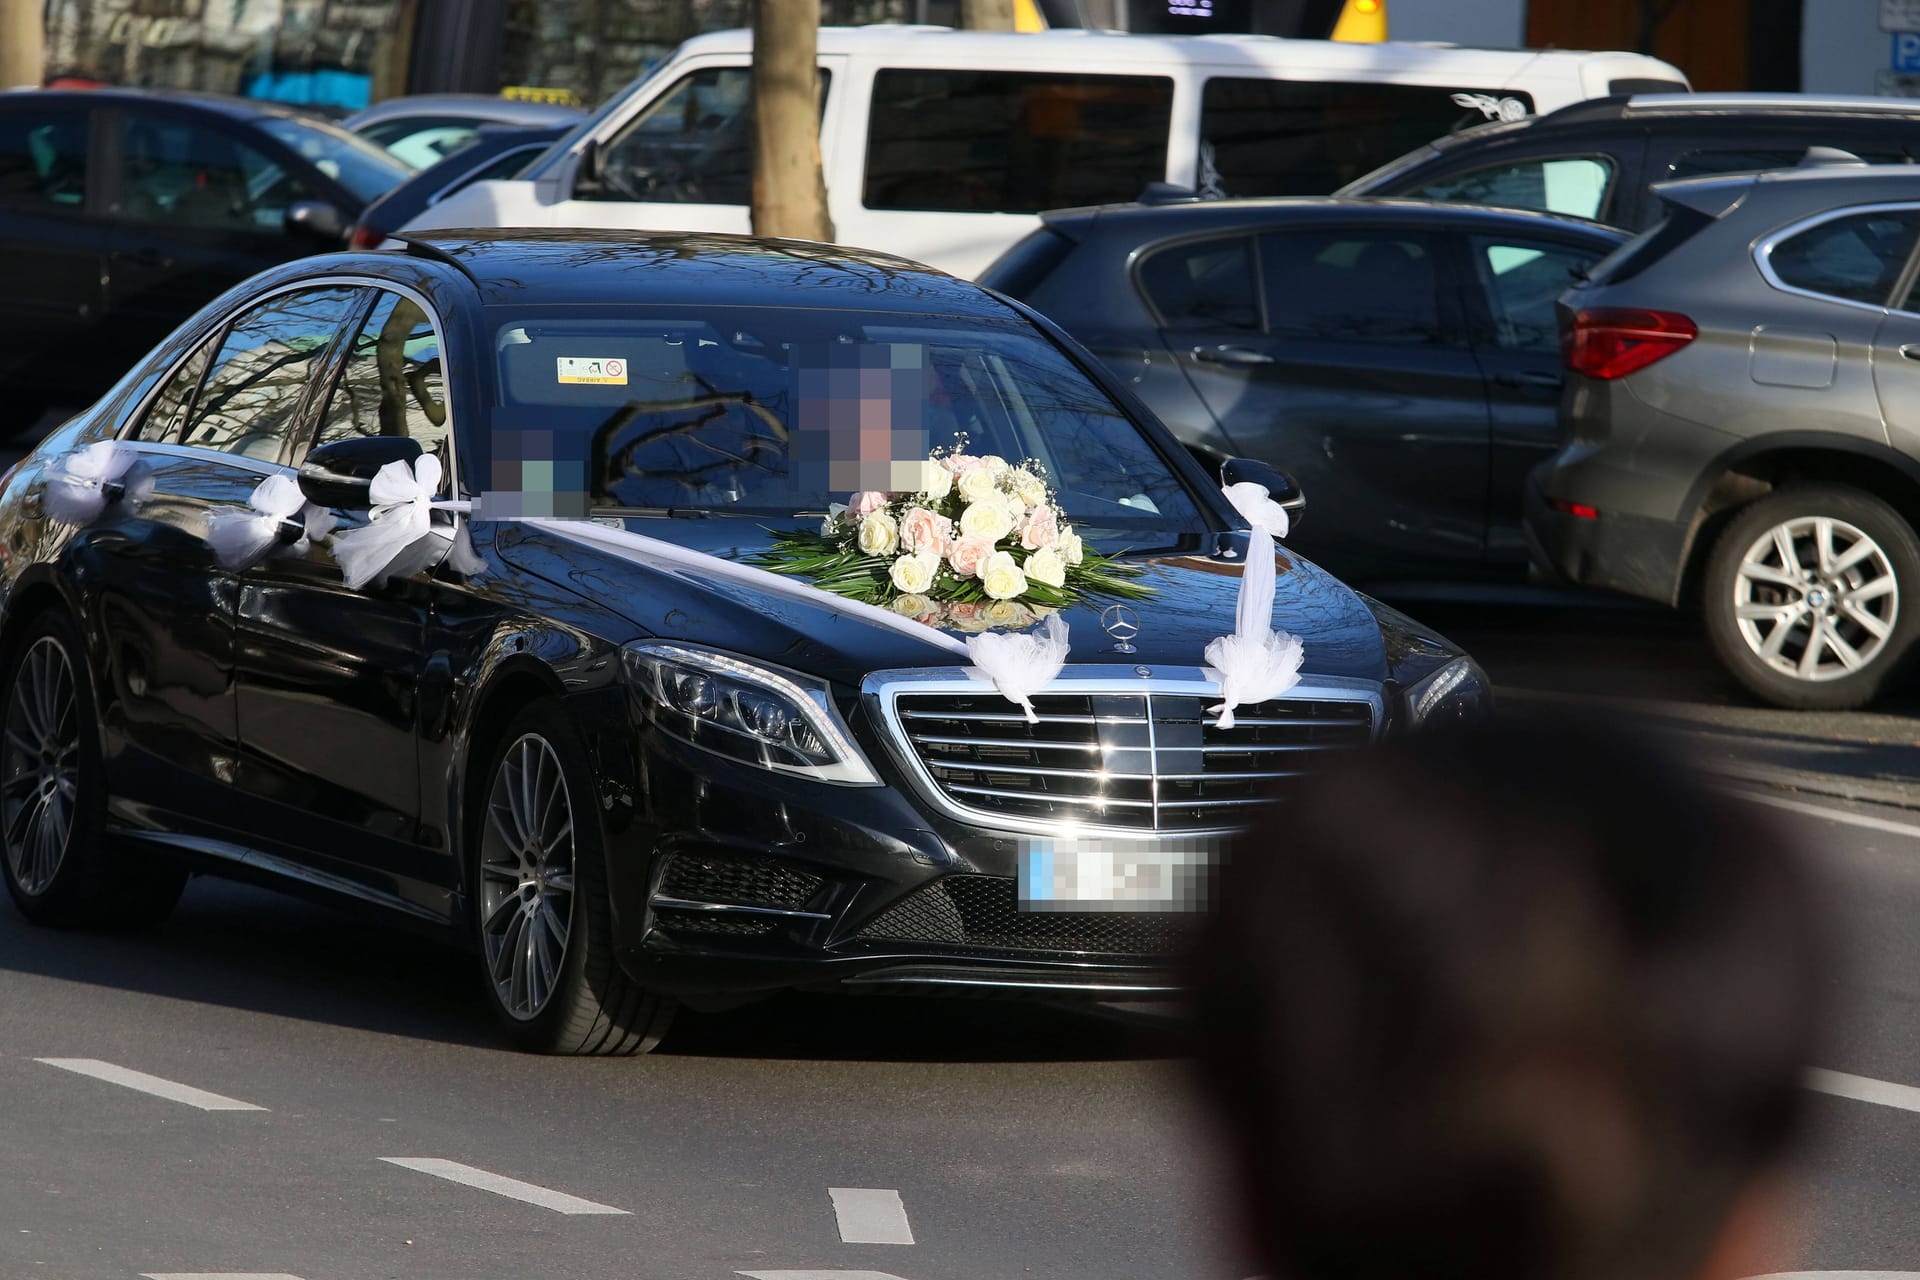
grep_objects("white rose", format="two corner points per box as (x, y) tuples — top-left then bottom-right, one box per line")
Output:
(891, 593), (933, 617)
(982, 454), (1010, 476)
(956, 467), (998, 504)
(1025, 546), (1066, 589)
(958, 499), (1014, 542)
(983, 600), (1033, 629)
(1060, 526), (1084, 566)
(980, 551), (1028, 601)
(1011, 469), (1047, 509)
(920, 458), (952, 501)
(856, 510), (899, 557)
(889, 551), (938, 594)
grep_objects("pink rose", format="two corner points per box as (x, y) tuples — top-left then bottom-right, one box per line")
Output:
(899, 506), (953, 556)
(947, 533), (996, 578)
(945, 454), (988, 476)
(947, 602), (984, 622)
(1020, 502), (1058, 551)
(850, 490), (889, 518)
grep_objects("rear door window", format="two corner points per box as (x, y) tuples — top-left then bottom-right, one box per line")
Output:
(182, 287), (363, 460)
(863, 70), (1173, 213)
(1408, 156), (1614, 221)
(1197, 80), (1535, 198)
(133, 333), (219, 443)
(1468, 236), (1610, 352)
(1767, 209), (1920, 306)
(1257, 229), (1448, 346)
(0, 107), (89, 211)
(1138, 237), (1260, 332)
(116, 115), (310, 233)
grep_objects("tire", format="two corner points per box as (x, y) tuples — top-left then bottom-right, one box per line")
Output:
(1702, 485), (1920, 710)
(469, 700), (675, 1055)
(0, 610), (185, 928)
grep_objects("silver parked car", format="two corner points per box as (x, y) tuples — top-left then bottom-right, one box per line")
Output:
(1530, 160), (1920, 709)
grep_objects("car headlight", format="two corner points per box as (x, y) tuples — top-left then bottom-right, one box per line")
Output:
(1401, 657), (1493, 732)
(621, 642), (880, 785)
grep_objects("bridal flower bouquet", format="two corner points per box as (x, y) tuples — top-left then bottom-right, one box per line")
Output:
(754, 450), (1151, 620)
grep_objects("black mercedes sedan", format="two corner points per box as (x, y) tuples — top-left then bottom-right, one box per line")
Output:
(0, 231), (1488, 1054)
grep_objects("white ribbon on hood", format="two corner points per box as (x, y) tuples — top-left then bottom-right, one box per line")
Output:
(206, 473), (337, 571)
(963, 612), (1070, 724)
(1204, 481), (1304, 729)
(44, 441), (151, 526)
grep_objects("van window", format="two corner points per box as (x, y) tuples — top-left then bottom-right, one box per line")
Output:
(1198, 80), (1535, 197)
(1411, 157), (1614, 221)
(593, 66), (830, 206)
(863, 70), (1173, 214)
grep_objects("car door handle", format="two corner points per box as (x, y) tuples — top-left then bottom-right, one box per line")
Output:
(1900, 344), (1920, 361)
(1493, 370), (1563, 389)
(1191, 344), (1277, 366)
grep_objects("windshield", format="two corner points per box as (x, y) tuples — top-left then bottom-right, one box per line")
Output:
(483, 307), (1209, 550)
(257, 116), (416, 199)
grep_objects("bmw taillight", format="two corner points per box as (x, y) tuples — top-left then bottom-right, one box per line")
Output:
(1564, 308), (1698, 381)
(349, 223), (387, 250)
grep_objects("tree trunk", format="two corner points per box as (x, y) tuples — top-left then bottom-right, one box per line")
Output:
(0, 0), (45, 89)
(749, 0), (834, 243)
(962, 0), (1017, 30)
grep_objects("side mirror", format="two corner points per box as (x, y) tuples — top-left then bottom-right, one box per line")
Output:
(285, 199), (347, 244)
(299, 436), (423, 510)
(1221, 456), (1306, 528)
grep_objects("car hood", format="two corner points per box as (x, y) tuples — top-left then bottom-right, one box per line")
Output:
(492, 519), (1398, 689)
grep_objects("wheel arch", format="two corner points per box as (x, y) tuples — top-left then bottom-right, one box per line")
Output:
(1674, 435), (1920, 608)
(447, 656), (569, 927)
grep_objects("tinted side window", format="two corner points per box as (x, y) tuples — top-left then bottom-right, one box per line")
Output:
(0, 108), (88, 210)
(1411, 156), (1613, 221)
(1199, 80), (1535, 198)
(1258, 230), (1444, 346)
(1138, 237), (1259, 331)
(1469, 237), (1607, 352)
(310, 291), (451, 490)
(118, 116), (309, 233)
(1769, 210), (1920, 306)
(864, 70), (1172, 213)
(134, 335), (218, 443)
(183, 287), (362, 460)
(1668, 147), (1907, 180)
(595, 67), (826, 207)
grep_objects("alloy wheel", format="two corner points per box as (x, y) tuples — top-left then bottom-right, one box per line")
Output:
(1, 637), (80, 896)
(478, 733), (577, 1021)
(1732, 515), (1899, 682)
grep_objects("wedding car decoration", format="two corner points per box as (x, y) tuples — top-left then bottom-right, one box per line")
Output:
(330, 454), (484, 589)
(207, 474), (338, 571)
(43, 441), (152, 526)
(751, 451), (1152, 616)
(1204, 481), (1304, 729)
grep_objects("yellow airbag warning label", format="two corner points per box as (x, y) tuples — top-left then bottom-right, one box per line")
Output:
(557, 357), (627, 385)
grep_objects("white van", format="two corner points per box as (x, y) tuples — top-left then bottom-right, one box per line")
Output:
(404, 26), (1688, 278)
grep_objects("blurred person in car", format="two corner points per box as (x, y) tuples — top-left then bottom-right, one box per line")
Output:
(1187, 715), (1828, 1280)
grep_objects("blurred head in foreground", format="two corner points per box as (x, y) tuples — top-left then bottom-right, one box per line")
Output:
(1187, 715), (1827, 1280)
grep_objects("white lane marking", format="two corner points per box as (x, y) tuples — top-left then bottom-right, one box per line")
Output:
(143, 1274), (306, 1279)
(828, 1187), (915, 1245)
(1746, 1273), (1920, 1280)
(1723, 789), (1920, 842)
(378, 1157), (629, 1215)
(1807, 1069), (1920, 1114)
(36, 1059), (266, 1112)
(740, 1273), (915, 1280)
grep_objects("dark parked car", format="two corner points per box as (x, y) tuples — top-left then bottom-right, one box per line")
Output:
(1339, 93), (1920, 230)
(0, 88), (412, 431)
(343, 94), (584, 169)
(0, 232), (1488, 1053)
(349, 123), (570, 249)
(979, 198), (1626, 584)
(1530, 164), (1920, 710)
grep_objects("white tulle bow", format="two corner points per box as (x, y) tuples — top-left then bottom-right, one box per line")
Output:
(44, 441), (150, 526)
(329, 454), (443, 590)
(1205, 482), (1304, 729)
(964, 612), (1070, 723)
(206, 473), (336, 571)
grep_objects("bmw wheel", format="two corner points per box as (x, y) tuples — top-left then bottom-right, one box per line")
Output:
(0, 610), (184, 927)
(470, 701), (675, 1055)
(1703, 486), (1920, 710)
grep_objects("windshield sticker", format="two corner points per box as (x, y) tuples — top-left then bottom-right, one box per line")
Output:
(557, 356), (628, 386)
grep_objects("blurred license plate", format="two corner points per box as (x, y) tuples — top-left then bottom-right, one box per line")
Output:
(1018, 840), (1216, 913)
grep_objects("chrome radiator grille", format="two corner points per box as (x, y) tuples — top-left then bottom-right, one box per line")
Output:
(889, 687), (1375, 832)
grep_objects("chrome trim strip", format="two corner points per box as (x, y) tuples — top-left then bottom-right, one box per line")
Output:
(125, 828), (444, 923)
(1753, 201), (1920, 316)
(863, 665), (1384, 839)
(840, 969), (1179, 994)
(649, 895), (833, 921)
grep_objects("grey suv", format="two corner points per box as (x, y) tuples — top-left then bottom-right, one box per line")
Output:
(1530, 162), (1920, 709)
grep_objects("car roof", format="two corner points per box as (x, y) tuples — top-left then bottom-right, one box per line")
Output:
(1040, 196), (1627, 241)
(343, 94), (585, 127)
(389, 230), (1018, 315)
(1655, 160), (1920, 209)
(1429, 90), (1920, 152)
(5, 86), (335, 122)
